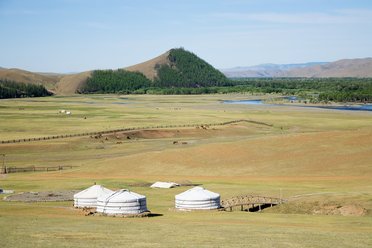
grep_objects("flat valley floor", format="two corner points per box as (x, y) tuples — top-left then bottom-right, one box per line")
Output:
(1, 95), (372, 247)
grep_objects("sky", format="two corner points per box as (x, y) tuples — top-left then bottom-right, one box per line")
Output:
(1, 0), (372, 72)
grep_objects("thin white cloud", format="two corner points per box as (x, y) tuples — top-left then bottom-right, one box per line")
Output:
(213, 8), (372, 25)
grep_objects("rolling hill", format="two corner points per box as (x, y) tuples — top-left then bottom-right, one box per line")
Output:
(282, 58), (372, 78)
(40, 48), (227, 94)
(79, 48), (228, 94)
(222, 58), (372, 78)
(221, 62), (328, 78)
(0, 68), (62, 89)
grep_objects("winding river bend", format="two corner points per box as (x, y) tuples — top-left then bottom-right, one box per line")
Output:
(224, 98), (372, 112)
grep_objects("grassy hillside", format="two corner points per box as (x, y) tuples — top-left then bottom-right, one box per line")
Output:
(125, 51), (170, 80)
(0, 68), (61, 89)
(54, 71), (92, 95)
(82, 48), (229, 93)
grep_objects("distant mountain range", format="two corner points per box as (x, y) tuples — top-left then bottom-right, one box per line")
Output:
(221, 58), (372, 78)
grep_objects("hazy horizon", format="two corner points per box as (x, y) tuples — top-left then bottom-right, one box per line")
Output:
(1, 0), (372, 73)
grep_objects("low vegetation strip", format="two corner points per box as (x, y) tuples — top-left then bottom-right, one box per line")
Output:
(0, 165), (76, 174)
(0, 119), (272, 144)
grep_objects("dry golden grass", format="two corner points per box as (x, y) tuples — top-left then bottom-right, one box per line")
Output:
(54, 71), (92, 94)
(1, 94), (372, 247)
(125, 51), (170, 80)
(0, 68), (61, 88)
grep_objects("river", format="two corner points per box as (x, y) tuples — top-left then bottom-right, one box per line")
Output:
(224, 98), (372, 112)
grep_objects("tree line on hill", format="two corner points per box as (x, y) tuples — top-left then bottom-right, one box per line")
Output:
(154, 48), (228, 87)
(0, 80), (52, 99)
(80, 69), (151, 94)
(80, 48), (231, 94)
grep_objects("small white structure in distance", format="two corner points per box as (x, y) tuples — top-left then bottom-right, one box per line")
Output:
(74, 185), (113, 208)
(96, 189), (148, 215)
(150, 182), (179, 189)
(66, 111), (71, 115)
(175, 186), (221, 210)
(59, 110), (66, 114)
(0, 189), (14, 194)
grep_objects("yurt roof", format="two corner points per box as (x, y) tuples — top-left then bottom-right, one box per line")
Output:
(150, 182), (179, 188)
(175, 186), (220, 201)
(74, 185), (113, 199)
(98, 189), (146, 203)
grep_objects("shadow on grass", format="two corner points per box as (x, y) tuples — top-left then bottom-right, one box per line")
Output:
(147, 213), (163, 217)
(246, 203), (278, 212)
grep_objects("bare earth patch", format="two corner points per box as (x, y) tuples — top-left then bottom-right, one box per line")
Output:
(4, 190), (79, 202)
(313, 204), (367, 216)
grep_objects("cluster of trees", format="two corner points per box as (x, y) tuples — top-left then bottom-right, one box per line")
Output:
(155, 48), (229, 87)
(80, 69), (151, 93)
(0, 80), (52, 99)
(231, 78), (372, 102)
(82, 48), (230, 93)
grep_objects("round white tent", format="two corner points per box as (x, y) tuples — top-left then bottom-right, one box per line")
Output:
(74, 185), (113, 208)
(96, 189), (148, 215)
(175, 186), (221, 210)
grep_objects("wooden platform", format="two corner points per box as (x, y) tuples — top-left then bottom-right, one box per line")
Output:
(221, 195), (285, 212)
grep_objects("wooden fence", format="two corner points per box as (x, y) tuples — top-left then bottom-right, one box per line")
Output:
(0, 119), (273, 144)
(0, 165), (76, 174)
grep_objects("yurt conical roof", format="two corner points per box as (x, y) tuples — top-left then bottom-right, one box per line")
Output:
(74, 185), (113, 199)
(96, 189), (148, 215)
(74, 185), (113, 208)
(175, 186), (221, 210)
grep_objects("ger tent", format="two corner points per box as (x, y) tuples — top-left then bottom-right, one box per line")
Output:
(74, 185), (113, 208)
(175, 186), (220, 210)
(96, 189), (148, 215)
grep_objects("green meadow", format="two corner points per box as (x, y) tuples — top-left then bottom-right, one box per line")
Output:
(1, 95), (372, 247)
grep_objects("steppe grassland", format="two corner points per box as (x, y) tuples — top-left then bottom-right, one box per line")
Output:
(1, 94), (372, 247)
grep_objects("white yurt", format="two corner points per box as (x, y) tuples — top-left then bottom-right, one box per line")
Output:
(175, 186), (221, 210)
(150, 182), (179, 189)
(74, 185), (113, 208)
(96, 189), (148, 215)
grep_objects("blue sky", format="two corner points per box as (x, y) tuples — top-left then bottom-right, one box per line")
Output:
(1, 0), (372, 72)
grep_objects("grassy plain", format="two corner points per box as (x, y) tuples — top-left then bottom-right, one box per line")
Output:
(1, 94), (372, 247)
